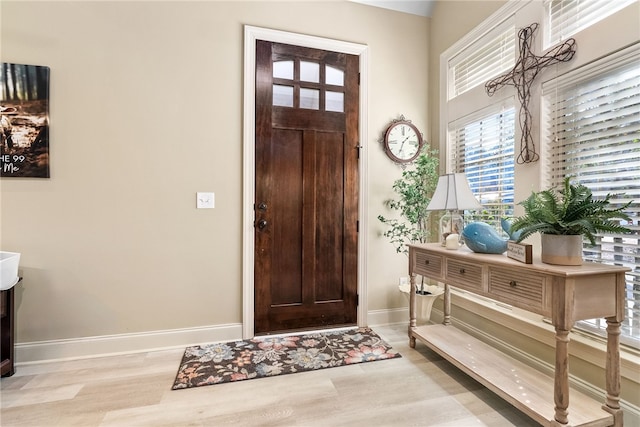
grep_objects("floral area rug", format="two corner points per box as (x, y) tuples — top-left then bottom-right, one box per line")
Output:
(172, 327), (401, 389)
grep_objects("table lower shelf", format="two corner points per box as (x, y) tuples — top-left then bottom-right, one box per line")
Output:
(411, 324), (614, 427)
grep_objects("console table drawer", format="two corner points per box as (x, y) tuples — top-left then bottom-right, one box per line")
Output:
(446, 259), (482, 290)
(414, 251), (443, 278)
(488, 267), (546, 310)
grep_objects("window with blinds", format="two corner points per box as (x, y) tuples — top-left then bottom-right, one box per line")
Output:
(449, 104), (516, 228)
(449, 23), (515, 99)
(544, 44), (640, 347)
(544, 0), (636, 47)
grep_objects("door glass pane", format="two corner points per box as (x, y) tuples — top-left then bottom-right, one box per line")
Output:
(273, 60), (294, 80)
(273, 84), (294, 107)
(300, 61), (320, 83)
(300, 88), (319, 110)
(325, 91), (344, 112)
(326, 65), (344, 86)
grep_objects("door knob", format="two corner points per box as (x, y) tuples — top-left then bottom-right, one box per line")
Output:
(257, 219), (268, 230)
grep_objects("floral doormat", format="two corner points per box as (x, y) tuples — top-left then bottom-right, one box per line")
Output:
(172, 327), (401, 390)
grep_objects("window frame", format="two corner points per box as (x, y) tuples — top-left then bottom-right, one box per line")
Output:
(439, 0), (640, 350)
(542, 43), (640, 348)
(448, 100), (517, 229)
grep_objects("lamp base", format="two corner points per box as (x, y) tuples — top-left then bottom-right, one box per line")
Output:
(439, 211), (464, 247)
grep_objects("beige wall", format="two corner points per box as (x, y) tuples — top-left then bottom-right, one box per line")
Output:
(1, 1), (428, 344)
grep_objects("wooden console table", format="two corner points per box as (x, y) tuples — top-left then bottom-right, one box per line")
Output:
(408, 243), (629, 427)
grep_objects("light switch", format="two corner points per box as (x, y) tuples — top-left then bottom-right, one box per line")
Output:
(196, 192), (215, 209)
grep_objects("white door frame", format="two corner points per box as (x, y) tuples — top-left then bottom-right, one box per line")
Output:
(242, 25), (369, 338)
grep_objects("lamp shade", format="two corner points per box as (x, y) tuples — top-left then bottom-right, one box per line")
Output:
(426, 173), (482, 211)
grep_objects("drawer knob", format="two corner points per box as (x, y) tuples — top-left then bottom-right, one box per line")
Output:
(459, 268), (465, 274)
(425, 260), (430, 265)
(510, 280), (517, 287)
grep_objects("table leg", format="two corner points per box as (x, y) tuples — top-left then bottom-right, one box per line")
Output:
(443, 283), (451, 326)
(409, 272), (416, 348)
(602, 317), (623, 426)
(554, 327), (570, 425)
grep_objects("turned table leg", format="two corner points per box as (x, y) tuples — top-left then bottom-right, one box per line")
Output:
(603, 317), (623, 426)
(409, 271), (417, 348)
(554, 327), (571, 425)
(443, 283), (451, 326)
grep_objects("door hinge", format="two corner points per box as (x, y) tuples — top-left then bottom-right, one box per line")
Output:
(356, 220), (359, 232)
(358, 72), (360, 85)
(356, 294), (359, 306)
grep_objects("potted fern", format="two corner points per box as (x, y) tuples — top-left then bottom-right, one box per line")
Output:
(510, 177), (632, 265)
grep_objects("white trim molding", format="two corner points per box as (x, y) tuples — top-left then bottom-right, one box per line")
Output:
(15, 323), (242, 365)
(367, 307), (408, 327)
(242, 25), (369, 339)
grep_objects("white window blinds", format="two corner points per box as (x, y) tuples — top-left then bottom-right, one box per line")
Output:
(449, 24), (515, 99)
(545, 0), (636, 47)
(450, 103), (516, 227)
(544, 45), (640, 345)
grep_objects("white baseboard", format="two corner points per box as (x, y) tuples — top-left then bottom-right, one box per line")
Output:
(15, 323), (243, 365)
(14, 309), (407, 365)
(367, 307), (408, 326)
(15, 311), (402, 366)
(14, 307), (410, 366)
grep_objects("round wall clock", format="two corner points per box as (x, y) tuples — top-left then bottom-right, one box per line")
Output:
(382, 115), (424, 164)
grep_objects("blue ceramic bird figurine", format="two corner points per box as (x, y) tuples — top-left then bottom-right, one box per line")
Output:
(462, 219), (522, 254)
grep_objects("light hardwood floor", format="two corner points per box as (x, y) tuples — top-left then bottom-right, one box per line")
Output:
(0, 324), (541, 426)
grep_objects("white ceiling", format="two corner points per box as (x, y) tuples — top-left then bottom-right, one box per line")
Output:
(349, 0), (436, 17)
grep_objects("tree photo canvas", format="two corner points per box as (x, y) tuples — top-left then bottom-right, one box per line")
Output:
(1, 63), (50, 178)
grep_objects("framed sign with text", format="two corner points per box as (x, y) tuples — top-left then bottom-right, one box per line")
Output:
(1, 63), (50, 178)
(507, 240), (533, 264)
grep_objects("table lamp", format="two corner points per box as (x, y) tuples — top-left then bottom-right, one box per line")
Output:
(426, 173), (482, 248)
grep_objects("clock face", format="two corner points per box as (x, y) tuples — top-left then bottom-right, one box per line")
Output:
(385, 121), (422, 163)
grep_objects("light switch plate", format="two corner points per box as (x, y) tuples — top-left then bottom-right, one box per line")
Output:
(196, 192), (215, 209)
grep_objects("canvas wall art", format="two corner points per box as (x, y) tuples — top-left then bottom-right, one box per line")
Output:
(1, 62), (50, 178)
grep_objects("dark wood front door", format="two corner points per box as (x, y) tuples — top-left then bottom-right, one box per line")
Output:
(254, 41), (359, 334)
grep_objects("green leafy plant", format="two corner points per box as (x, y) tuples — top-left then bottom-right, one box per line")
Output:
(378, 150), (439, 254)
(510, 176), (632, 244)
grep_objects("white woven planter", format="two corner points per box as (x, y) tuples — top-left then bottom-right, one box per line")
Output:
(399, 284), (444, 324)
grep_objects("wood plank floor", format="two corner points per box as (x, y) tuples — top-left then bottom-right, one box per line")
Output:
(0, 324), (541, 426)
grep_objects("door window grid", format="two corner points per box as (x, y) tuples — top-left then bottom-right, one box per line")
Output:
(300, 88), (319, 110)
(273, 60), (294, 80)
(273, 84), (294, 107)
(300, 61), (319, 83)
(272, 60), (345, 112)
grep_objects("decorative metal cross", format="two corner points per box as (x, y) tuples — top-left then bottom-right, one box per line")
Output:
(486, 23), (576, 164)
